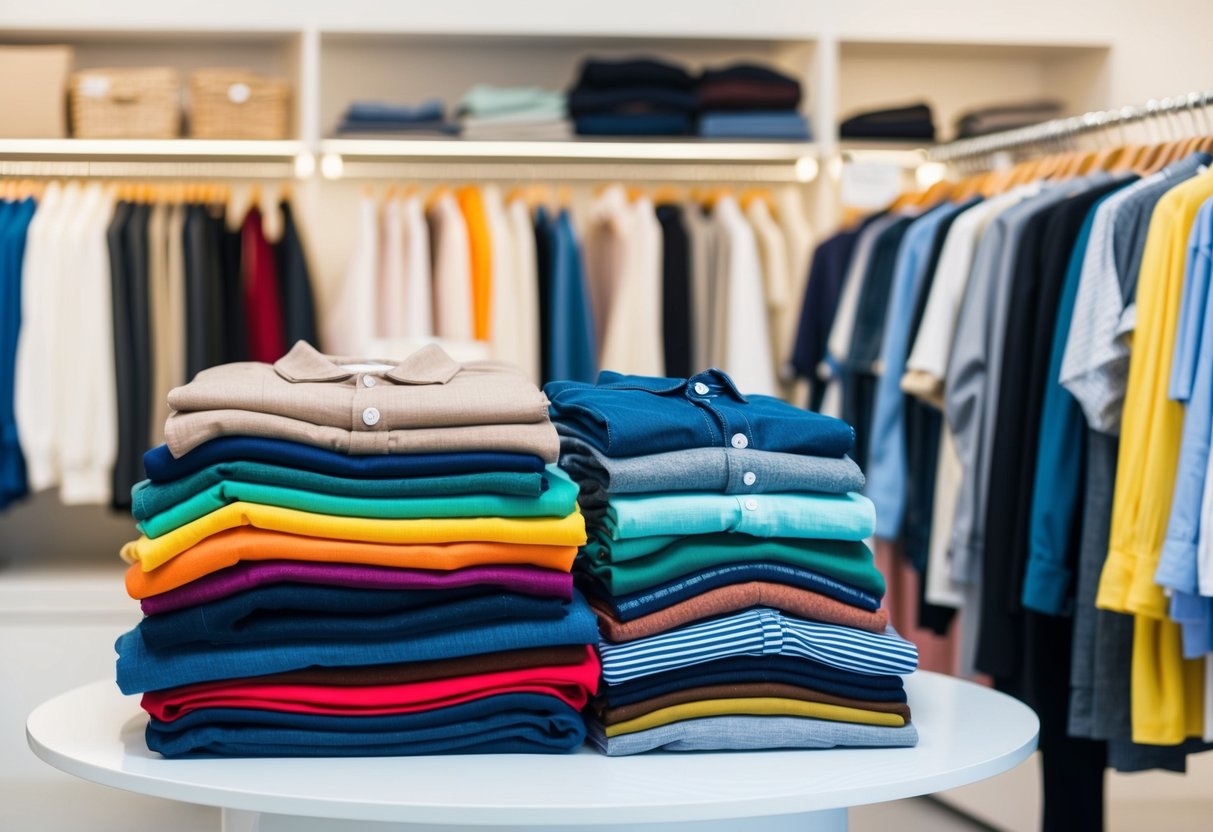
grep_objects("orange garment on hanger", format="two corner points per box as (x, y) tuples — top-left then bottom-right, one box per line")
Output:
(124, 527), (579, 599)
(456, 186), (493, 341)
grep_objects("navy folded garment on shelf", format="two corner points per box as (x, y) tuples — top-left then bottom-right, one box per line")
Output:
(575, 57), (696, 90)
(597, 654), (908, 708)
(145, 692), (586, 758)
(699, 63), (802, 87)
(573, 113), (692, 136)
(143, 438), (546, 483)
(568, 86), (700, 115)
(839, 102), (936, 141)
(137, 585), (569, 650)
(343, 100), (446, 123)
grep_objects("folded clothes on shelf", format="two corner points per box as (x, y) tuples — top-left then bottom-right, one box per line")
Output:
(698, 63), (803, 111)
(457, 85), (571, 140)
(954, 99), (1065, 138)
(698, 111), (811, 140)
(839, 102), (935, 141)
(335, 99), (460, 135)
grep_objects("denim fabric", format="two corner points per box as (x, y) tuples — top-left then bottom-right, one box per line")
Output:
(136, 465), (577, 538)
(588, 714), (918, 755)
(536, 208), (597, 384)
(144, 438), (544, 483)
(116, 591), (599, 693)
(867, 200), (977, 539)
(138, 587), (571, 650)
(599, 654), (907, 707)
(546, 369), (854, 459)
(599, 490), (873, 541)
(558, 433), (863, 499)
(133, 461), (547, 520)
(597, 609), (917, 684)
(141, 561), (572, 615)
(580, 560), (882, 620)
(697, 112), (811, 140)
(580, 533), (883, 594)
(146, 692), (585, 758)
(0, 199), (36, 507)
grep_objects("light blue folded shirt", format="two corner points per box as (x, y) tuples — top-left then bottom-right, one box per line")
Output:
(600, 491), (874, 541)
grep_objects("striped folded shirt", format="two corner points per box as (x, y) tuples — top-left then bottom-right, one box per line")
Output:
(598, 607), (918, 685)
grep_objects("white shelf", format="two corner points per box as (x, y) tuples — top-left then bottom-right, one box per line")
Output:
(0, 139), (309, 178)
(319, 138), (817, 163)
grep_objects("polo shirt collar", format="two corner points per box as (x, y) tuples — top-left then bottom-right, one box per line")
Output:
(274, 341), (462, 385)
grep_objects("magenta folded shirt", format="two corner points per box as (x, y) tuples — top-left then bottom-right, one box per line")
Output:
(140, 560), (574, 615)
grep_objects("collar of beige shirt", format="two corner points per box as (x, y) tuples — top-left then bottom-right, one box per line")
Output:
(275, 341), (461, 385)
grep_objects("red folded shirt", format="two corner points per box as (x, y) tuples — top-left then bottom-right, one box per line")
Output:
(143, 646), (601, 721)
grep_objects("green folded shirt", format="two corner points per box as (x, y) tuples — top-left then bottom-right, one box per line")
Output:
(136, 465), (578, 539)
(578, 535), (884, 598)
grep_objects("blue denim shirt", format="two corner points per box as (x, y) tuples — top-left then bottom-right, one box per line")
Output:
(538, 209), (598, 383)
(545, 369), (854, 459)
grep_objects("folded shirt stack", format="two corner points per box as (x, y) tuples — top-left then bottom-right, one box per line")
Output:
(545, 368), (920, 756)
(839, 102), (936, 142)
(115, 341), (599, 758)
(696, 63), (811, 140)
(334, 99), (460, 136)
(953, 99), (1064, 138)
(458, 85), (572, 140)
(568, 57), (698, 137)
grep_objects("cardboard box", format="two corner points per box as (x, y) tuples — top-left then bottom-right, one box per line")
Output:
(0, 46), (74, 138)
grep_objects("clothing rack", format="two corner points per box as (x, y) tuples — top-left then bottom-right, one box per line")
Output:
(927, 89), (1213, 165)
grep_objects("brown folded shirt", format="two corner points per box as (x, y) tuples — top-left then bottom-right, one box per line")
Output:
(158, 645), (590, 691)
(593, 681), (912, 726)
(699, 80), (801, 110)
(589, 581), (889, 641)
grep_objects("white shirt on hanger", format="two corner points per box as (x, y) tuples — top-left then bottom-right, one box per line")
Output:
(325, 193), (379, 354)
(714, 194), (777, 396)
(599, 193), (665, 376)
(428, 191), (474, 342)
(584, 185), (632, 358)
(506, 197), (540, 383)
(746, 198), (792, 387)
(482, 185), (522, 368)
(377, 195), (407, 339)
(401, 195), (433, 339)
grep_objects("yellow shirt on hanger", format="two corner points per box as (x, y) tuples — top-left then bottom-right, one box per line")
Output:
(457, 186), (493, 341)
(1097, 169), (1213, 744)
(121, 502), (588, 572)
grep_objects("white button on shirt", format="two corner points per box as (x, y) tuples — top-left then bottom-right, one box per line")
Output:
(362, 375), (376, 388)
(693, 382), (709, 395)
(744, 498), (759, 511)
(731, 433), (749, 449)
(362, 407), (381, 426)
(743, 471), (757, 486)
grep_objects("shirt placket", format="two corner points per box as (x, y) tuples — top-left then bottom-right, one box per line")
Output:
(348, 372), (390, 454)
(756, 608), (784, 656)
(684, 371), (753, 451)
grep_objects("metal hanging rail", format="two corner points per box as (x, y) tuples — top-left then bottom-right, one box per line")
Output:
(927, 89), (1213, 164)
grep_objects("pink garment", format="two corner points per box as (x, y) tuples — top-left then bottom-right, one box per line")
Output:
(143, 645), (600, 721)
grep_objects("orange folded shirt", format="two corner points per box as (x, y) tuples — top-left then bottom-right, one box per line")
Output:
(125, 527), (578, 599)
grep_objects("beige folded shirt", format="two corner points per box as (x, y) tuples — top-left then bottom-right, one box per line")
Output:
(164, 341), (559, 460)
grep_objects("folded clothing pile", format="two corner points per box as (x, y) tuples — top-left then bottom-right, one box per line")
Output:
(839, 102), (935, 142)
(696, 63), (810, 140)
(568, 57), (698, 137)
(954, 99), (1064, 138)
(546, 368), (919, 756)
(458, 85), (571, 140)
(334, 100), (460, 136)
(115, 341), (599, 758)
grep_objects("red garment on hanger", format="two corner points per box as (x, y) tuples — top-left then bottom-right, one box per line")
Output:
(241, 205), (287, 362)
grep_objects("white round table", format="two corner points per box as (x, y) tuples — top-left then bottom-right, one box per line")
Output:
(28, 671), (1037, 832)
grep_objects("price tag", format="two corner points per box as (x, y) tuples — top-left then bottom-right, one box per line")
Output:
(841, 160), (904, 210)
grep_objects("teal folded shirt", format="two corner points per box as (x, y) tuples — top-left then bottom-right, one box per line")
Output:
(132, 461), (550, 523)
(136, 465), (578, 539)
(600, 492), (875, 542)
(578, 535), (885, 597)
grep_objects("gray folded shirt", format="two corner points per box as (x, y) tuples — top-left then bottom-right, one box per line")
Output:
(557, 431), (864, 505)
(587, 715), (918, 756)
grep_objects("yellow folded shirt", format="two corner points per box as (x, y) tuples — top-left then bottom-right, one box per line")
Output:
(603, 696), (907, 737)
(122, 502), (587, 572)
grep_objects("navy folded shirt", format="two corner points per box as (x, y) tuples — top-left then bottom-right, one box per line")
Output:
(573, 113), (691, 136)
(144, 437), (545, 483)
(575, 57), (695, 90)
(137, 585), (568, 650)
(568, 86), (699, 115)
(145, 692), (586, 758)
(545, 369), (854, 459)
(598, 654), (908, 706)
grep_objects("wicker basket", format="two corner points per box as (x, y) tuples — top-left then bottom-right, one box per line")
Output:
(189, 69), (290, 140)
(69, 67), (181, 138)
